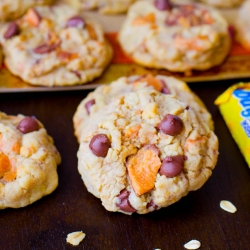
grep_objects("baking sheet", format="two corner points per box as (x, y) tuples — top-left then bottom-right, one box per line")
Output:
(1, 6), (250, 93)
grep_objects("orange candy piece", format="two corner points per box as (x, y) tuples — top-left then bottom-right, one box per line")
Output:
(134, 74), (163, 92)
(125, 125), (141, 138)
(0, 152), (11, 178)
(126, 145), (162, 196)
(132, 13), (156, 26)
(26, 8), (41, 27)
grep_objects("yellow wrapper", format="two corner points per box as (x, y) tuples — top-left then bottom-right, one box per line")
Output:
(215, 83), (250, 167)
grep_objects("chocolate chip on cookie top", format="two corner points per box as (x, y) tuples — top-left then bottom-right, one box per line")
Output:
(4, 22), (20, 39)
(116, 190), (136, 213)
(67, 16), (85, 28)
(17, 117), (40, 134)
(154, 0), (173, 11)
(158, 114), (184, 136)
(160, 155), (186, 178)
(89, 134), (111, 157)
(85, 99), (96, 115)
(160, 79), (171, 94)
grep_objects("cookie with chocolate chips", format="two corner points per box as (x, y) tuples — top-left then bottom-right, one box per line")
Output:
(0, 4), (113, 86)
(0, 112), (61, 209)
(118, 0), (231, 72)
(73, 74), (213, 142)
(77, 89), (218, 214)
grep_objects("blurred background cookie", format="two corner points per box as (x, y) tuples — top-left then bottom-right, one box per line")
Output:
(118, 0), (231, 73)
(62, 0), (136, 14)
(0, 0), (54, 21)
(0, 4), (113, 86)
(0, 112), (61, 209)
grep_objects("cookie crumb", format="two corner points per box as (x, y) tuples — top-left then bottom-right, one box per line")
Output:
(220, 200), (237, 213)
(184, 239), (201, 249)
(66, 231), (86, 246)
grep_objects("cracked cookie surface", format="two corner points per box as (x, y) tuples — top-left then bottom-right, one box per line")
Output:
(0, 4), (112, 86)
(73, 75), (213, 142)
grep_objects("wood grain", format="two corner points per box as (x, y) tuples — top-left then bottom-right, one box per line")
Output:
(0, 80), (250, 250)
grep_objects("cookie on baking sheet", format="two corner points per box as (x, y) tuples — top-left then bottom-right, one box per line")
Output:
(63, 0), (136, 14)
(235, 0), (250, 50)
(77, 89), (218, 214)
(0, 112), (61, 209)
(118, 0), (231, 72)
(0, 4), (113, 87)
(199, 0), (243, 8)
(73, 74), (213, 142)
(0, 0), (54, 21)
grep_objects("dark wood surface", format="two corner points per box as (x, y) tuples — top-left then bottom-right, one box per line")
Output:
(0, 79), (250, 250)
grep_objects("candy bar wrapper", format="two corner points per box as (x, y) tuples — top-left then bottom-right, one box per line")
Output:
(215, 83), (250, 167)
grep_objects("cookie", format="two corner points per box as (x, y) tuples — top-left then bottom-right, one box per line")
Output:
(200, 0), (243, 8)
(63, 0), (136, 14)
(77, 89), (219, 214)
(118, 0), (231, 72)
(0, 0), (53, 21)
(235, 0), (250, 50)
(0, 4), (113, 86)
(0, 112), (61, 209)
(73, 74), (213, 142)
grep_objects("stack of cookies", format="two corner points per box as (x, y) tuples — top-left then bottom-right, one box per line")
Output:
(74, 74), (219, 214)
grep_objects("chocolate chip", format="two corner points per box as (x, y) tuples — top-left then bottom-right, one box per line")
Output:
(147, 200), (158, 211)
(160, 80), (170, 94)
(71, 70), (81, 80)
(89, 134), (111, 157)
(67, 16), (85, 28)
(85, 99), (95, 115)
(17, 117), (39, 134)
(33, 42), (61, 54)
(158, 114), (183, 136)
(4, 22), (20, 39)
(160, 155), (185, 177)
(116, 190), (136, 213)
(154, 0), (172, 11)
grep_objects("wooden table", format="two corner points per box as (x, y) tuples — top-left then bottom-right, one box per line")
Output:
(0, 79), (250, 250)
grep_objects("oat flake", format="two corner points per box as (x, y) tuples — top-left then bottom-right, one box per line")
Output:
(184, 239), (201, 249)
(66, 231), (86, 246)
(220, 200), (237, 213)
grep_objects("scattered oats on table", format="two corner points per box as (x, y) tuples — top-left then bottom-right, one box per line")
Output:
(66, 231), (86, 246)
